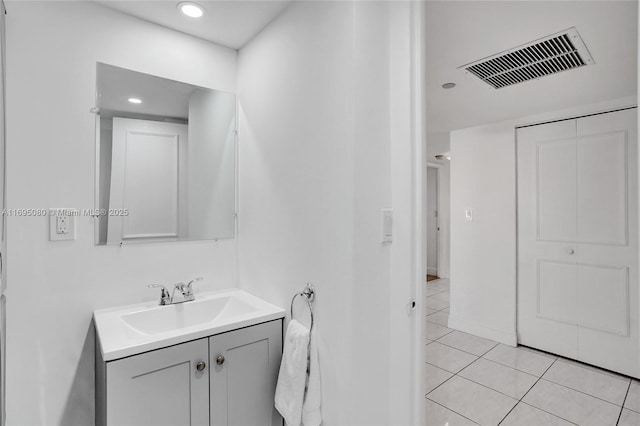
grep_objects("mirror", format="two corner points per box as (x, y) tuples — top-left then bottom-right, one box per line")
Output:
(95, 63), (236, 245)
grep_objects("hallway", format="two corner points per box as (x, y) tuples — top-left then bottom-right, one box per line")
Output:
(425, 279), (640, 426)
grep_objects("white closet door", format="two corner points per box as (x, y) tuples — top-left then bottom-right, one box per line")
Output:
(517, 108), (638, 378)
(575, 109), (638, 377)
(517, 119), (579, 360)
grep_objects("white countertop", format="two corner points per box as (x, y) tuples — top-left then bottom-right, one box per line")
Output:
(94, 288), (285, 361)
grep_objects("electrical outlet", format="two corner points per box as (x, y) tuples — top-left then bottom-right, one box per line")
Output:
(56, 215), (68, 234)
(49, 208), (77, 241)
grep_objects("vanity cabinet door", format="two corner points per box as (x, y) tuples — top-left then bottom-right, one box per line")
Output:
(209, 320), (283, 426)
(106, 338), (209, 426)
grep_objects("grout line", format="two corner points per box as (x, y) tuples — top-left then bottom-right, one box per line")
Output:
(537, 377), (625, 408)
(468, 356), (539, 379)
(550, 352), (634, 382)
(424, 360), (467, 377)
(497, 358), (558, 425)
(425, 303), (450, 313)
(432, 336), (497, 359)
(425, 366), (456, 396)
(617, 381), (631, 426)
(426, 329), (454, 341)
(516, 401), (580, 426)
(425, 319), (448, 327)
(427, 340), (480, 361)
(426, 292), (450, 300)
(480, 351), (551, 377)
(425, 397), (481, 425)
(478, 342), (499, 357)
(455, 362), (521, 401)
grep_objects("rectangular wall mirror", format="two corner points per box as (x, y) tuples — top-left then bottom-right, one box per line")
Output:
(94, 63), (236, 245)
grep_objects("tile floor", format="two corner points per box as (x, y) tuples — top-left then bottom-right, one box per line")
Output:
(424, 278), (640, 426)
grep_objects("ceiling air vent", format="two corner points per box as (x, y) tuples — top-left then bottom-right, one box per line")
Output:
(459, 27), (594, 89)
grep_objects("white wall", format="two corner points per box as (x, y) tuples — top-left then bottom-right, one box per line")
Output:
(449, 96), (637, 346)
(237, 1), (417, 424)
(427, 131), (450, 161)
(187, 90), (236, 239)
(5, 2), (238, 425)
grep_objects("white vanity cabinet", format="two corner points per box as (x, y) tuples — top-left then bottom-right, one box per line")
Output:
(96, 319), (283, 426)
(99, 338), (209, 426)
(210, 320), (283, 425)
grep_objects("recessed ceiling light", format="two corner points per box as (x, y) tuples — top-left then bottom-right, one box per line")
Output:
(178, 2), (204, 18)
(442, 82), (456, 89)
(128, 98), (142, 104)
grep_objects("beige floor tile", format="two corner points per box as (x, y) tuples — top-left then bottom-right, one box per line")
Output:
(437, 331), (498, 357)
(425, 399), (478, 426)
(426, 297), (449, 311)
(500, 403), (575, 426)
(523, 379), (621, 426)
(542, 359), (630, 405)
(428, 376), (517, 426)
(425, 323), (454, 341)
(429, 291), (450, 303)
(458, 358), (538, 399)
(426, 311), (450, 327)
(425, 342), (478, 374)
(624, 380), (640, 413)
(483, 344), (555, 377)
(619, 408), (640, 426)
(425, 363), (454, 394)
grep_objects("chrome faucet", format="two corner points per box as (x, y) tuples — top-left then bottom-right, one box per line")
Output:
(149, 277), (203, 305)
(172, 277), (203, 303)
(148, 284), (171, 305)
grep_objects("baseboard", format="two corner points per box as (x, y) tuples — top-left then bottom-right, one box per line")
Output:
(447, 315), (517, 347)
(427, 268), (438, 276)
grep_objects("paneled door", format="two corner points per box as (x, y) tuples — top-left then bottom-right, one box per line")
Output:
(107, 117), (188, 243)
(517, 108), (638, 377)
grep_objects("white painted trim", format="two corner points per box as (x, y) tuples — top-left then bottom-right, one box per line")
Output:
(427, 267), (438, 276)
(448, 314), (518, 347)
(411, 1), (427, 424)
(94, 113), (101, 245)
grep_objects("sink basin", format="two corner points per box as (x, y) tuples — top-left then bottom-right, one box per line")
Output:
(121, 296), (257, 335)
(94, 288), (285, 361)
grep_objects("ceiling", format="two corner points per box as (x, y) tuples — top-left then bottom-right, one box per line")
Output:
(97, 63), (196, 120)
(426, 1), (638, 134)
(94, 0), (292, 49)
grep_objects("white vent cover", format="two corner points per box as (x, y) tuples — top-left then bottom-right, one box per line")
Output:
(459, 28), (594, 89)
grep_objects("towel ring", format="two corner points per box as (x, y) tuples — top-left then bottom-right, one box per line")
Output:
(290, 283), (315, 331)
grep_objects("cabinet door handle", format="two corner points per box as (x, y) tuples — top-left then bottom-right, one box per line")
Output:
(216, 355), (225, 366)
(196, 361), (206, 372)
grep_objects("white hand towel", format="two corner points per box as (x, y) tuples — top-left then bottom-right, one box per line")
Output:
(275, 319), (310, 426)
(302, 329), (321, 426)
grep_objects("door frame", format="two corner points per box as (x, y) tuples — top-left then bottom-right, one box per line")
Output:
(426, 162), (444, 278)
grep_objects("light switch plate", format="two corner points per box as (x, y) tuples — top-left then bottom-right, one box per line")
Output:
(465, 208), (473, 222)
(49, 208), (77, 241)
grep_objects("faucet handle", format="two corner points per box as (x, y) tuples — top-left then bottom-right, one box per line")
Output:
(187, 277), (203, 289)
(148, 284), (171, 305)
